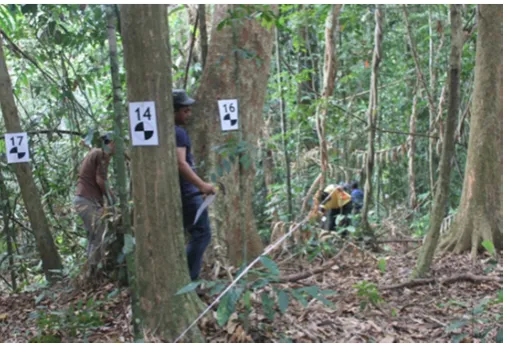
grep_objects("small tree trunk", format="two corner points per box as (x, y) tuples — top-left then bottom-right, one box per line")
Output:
(0, 169), (16, 291)
(106, 5), (142, 340)
(408, 81), (419, 209)
(440, 4), (503, 258)
(0, 38), (63, 282)
(275, 27), (293, 221)
(361, 5), (382, 233)
(198, 4), (208, 69)
(120, 5), (203, 341)
(414, 5), (462, 278)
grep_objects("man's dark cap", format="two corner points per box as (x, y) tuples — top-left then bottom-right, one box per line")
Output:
(172, 89), (195, 107)
(102, 132), (114, 144)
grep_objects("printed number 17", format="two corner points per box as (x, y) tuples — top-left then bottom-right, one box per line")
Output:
(10, 135), (23, 146)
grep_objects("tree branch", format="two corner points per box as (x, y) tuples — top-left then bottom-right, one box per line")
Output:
(0, 129), (83, 140)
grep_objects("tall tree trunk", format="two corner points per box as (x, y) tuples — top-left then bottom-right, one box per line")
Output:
(408, 81), (419, 209)
(0, 39), (63, 282)
(414, 5), (462, 278)
(106, 5), (142, 340)
(198, 4), (208, 69)
(275, 28), (293, 221)
(0, 169), (16, 290)
(440, 4), (503, 259)
(361, 5), (382, 233)
(120, 5), (203, 341)
(316, 4), (342, 189)
(188, 5), (275, 266)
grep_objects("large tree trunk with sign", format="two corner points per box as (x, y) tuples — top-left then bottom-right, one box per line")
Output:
(0, 38), (63, 282)
(120, 5), (203, 342)
(439, 4), (503, 259)
(188, 5), (276, 267)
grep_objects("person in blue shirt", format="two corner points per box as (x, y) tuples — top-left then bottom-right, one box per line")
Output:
(350, 181), (364, 212)
(173, 89), (216, 281)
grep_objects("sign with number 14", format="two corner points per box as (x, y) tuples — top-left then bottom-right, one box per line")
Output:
(129, 101), (159, 146)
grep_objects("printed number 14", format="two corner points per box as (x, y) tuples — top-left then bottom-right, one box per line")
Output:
(135, 107), (152, 121)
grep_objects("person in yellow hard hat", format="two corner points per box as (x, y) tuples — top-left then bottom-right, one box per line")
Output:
(318, 183), (353, 231)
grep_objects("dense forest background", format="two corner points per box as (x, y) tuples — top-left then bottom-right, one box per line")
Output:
(0, 4), (502, 343)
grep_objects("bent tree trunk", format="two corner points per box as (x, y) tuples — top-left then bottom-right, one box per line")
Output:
(440, 4), (503, 259)
(414, 5), (462, 278)
(120, 5), (203, 341)
(189, 5), (276, 266)
(0, 38), (63, 282)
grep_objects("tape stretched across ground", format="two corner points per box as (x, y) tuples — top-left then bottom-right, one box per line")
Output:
(172, 186), (343, 343)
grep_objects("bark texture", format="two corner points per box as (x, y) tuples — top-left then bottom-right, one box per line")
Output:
(0, 38), (63, 282)
(120, 5), (203, 341)
(188, 5), (276, 266)
(440, 4), (503, 258)
(414, 5), (462, 278)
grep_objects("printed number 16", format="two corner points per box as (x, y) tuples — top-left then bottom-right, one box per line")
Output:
(223, 103), (235, 113)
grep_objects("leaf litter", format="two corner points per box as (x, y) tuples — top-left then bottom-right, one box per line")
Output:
(0, 243), (502, 343)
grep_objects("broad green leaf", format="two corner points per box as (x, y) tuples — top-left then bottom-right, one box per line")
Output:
(175, 281), (200, 295)
(216, 286), (244, 326)
(290, 289), (308, 308)
(261, 291), (275, 321)
(315, 294), (335, 308)
(299, 285), (319, 298)
(260, 256), (279, 277)
(277, 290), (289, 313)
(122, 234), (135, 255)
(481, 240), (496, 257)
(446, 320), (468, 332)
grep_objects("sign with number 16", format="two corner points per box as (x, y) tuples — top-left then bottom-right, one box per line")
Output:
(218, 99), (239, 132)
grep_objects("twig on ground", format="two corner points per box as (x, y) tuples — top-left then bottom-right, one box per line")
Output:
(380, 272), (502, 291)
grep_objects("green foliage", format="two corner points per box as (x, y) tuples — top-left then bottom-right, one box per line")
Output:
(176, 256), (336, 326)
(353, 281), (383, 310)
(377, 258), (387, 274)
(31, 298), (104, 340)
(481, 240), (496, 257)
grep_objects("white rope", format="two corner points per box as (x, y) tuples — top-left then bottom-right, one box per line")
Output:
(172, 185), (341, 343)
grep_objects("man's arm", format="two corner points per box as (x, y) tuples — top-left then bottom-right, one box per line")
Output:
(95, 155), (108, 197)
(176, 147), (215, 195)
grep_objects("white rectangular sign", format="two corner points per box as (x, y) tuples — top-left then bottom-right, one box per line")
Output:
(5, 132), (30, 164)
(218, 99), (239, 131)
(129, 101), (159, 146)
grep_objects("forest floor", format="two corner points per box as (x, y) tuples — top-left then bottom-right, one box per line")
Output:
(0, 241), (503, 343)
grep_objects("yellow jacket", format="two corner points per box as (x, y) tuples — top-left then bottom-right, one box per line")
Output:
(321, 184), (352, 210)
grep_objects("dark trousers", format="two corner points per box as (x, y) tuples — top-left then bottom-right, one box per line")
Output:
(324, 202), (353, 231)
(182, 195), (212, 281)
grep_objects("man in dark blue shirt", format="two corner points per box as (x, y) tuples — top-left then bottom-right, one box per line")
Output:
(173, 89), (215, 281)
(350, 181), (364, 212)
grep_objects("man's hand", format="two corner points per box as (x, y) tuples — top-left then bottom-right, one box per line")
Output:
(199, 182), (216, 195)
